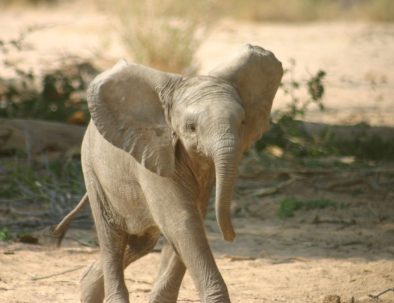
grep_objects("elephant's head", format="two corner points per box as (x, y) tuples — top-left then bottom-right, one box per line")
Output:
(87, 44), (283, 242)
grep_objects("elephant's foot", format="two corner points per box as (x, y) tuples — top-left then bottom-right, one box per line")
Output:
(149, 287), (180, 303)
(205, 291), (231, 303)
(149, 293), (177, 303)
(103, 291), (129, 303)
(202, 280), (231, 303)
(150, 287), (231, 303)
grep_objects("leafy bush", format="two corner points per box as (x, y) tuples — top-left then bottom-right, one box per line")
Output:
(0, 227), (11, 241)
(255, 59), (394, 162)
(0, 34), (98, 124)
(329, 126), (394, 161)
(0, 64), (97, 124)
(278, 197), (346, 219)
(256, 60), (328, 157)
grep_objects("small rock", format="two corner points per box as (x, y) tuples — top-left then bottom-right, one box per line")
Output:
(18, 234), (39, 244)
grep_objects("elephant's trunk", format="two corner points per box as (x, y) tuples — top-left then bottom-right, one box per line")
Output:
(213, 141), (240, 242)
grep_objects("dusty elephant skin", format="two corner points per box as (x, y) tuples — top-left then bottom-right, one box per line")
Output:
(72, 44), (282, 303)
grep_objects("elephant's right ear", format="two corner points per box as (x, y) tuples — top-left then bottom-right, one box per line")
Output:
(209, 45), (283, 151)
(87, 61), (181, 176)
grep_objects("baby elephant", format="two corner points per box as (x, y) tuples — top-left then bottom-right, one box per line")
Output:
(64, 44), (282, 303)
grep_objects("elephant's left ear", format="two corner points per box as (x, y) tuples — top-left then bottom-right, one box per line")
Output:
(209, 44), (283, 149)
(87, 60), (182, 176)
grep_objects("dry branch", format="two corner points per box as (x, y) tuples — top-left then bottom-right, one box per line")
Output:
(368, 287), (394, 300)
(31, 265), (84, 281)
(244, 176), (302, 197)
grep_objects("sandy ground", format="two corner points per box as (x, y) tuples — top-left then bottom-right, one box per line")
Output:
(0, 243), (393, 303)
(0, 2), (394, 303)
(1, 163), (394, 303)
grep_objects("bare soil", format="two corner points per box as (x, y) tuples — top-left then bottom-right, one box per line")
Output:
(1, 162), (393, 303)
(0, 2), (394, 303)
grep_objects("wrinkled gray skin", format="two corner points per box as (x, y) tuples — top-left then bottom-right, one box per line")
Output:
(79, 45), (282, 303)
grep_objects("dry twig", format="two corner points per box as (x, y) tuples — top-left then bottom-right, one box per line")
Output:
(245, 176), (302, 197)
(368, 287), (394, 301)
(31, 265), (84, 281)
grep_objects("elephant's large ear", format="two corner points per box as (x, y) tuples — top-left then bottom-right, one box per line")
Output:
(209, 44), (283, 150)
(87, 60), (181, 176)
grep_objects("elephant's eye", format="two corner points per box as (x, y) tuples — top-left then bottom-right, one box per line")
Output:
(186, 122), (196, 132)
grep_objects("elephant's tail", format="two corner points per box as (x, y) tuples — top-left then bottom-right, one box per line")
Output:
(51, 193), (89, 247)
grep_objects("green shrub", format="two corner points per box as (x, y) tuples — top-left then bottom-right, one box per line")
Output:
(0, 33), (98, 124)
(278, 197), (346, 219)
(256, 60), (328, 158)
(0, 227), (11, 241)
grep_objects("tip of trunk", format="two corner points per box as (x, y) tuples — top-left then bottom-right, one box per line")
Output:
(222, 228), (236, 242)
(215, 195), (237, 242)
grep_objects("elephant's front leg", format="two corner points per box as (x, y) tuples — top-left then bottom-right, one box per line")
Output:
(152, 204), (231, 303)
(88, 198), (129, 302)
(99, 229), (129, 303)
(80, 231), (160, 303)
(150, 240), (186, 303)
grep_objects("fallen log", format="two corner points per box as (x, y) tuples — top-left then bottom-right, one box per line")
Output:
(0, 118), (85, 157)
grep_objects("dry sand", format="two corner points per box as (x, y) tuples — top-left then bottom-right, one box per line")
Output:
(1, 166), (394, 303)
(1, 242), (393, 303)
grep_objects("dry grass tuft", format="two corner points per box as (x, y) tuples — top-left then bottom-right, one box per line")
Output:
(98, 0), (215, 74)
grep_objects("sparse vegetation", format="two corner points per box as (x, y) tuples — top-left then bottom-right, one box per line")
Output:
(0, 158), (86, 232)
(256, 60), (329, 158)
(0, 227), (11, 241)
(0, 63), (95, 124)
(1, 158), (84, 201)
(329, 127), (394, 161)
(278, 197), (346, 219)
(0, 32), (97, 124)
(99, 0), (215, 74)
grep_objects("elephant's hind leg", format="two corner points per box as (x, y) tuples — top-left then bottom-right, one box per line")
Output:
(80, 229), (159, 303)
(149, 240), (186, 303)
(124, 227), (160, 265)
(80, 258), (105, 303)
